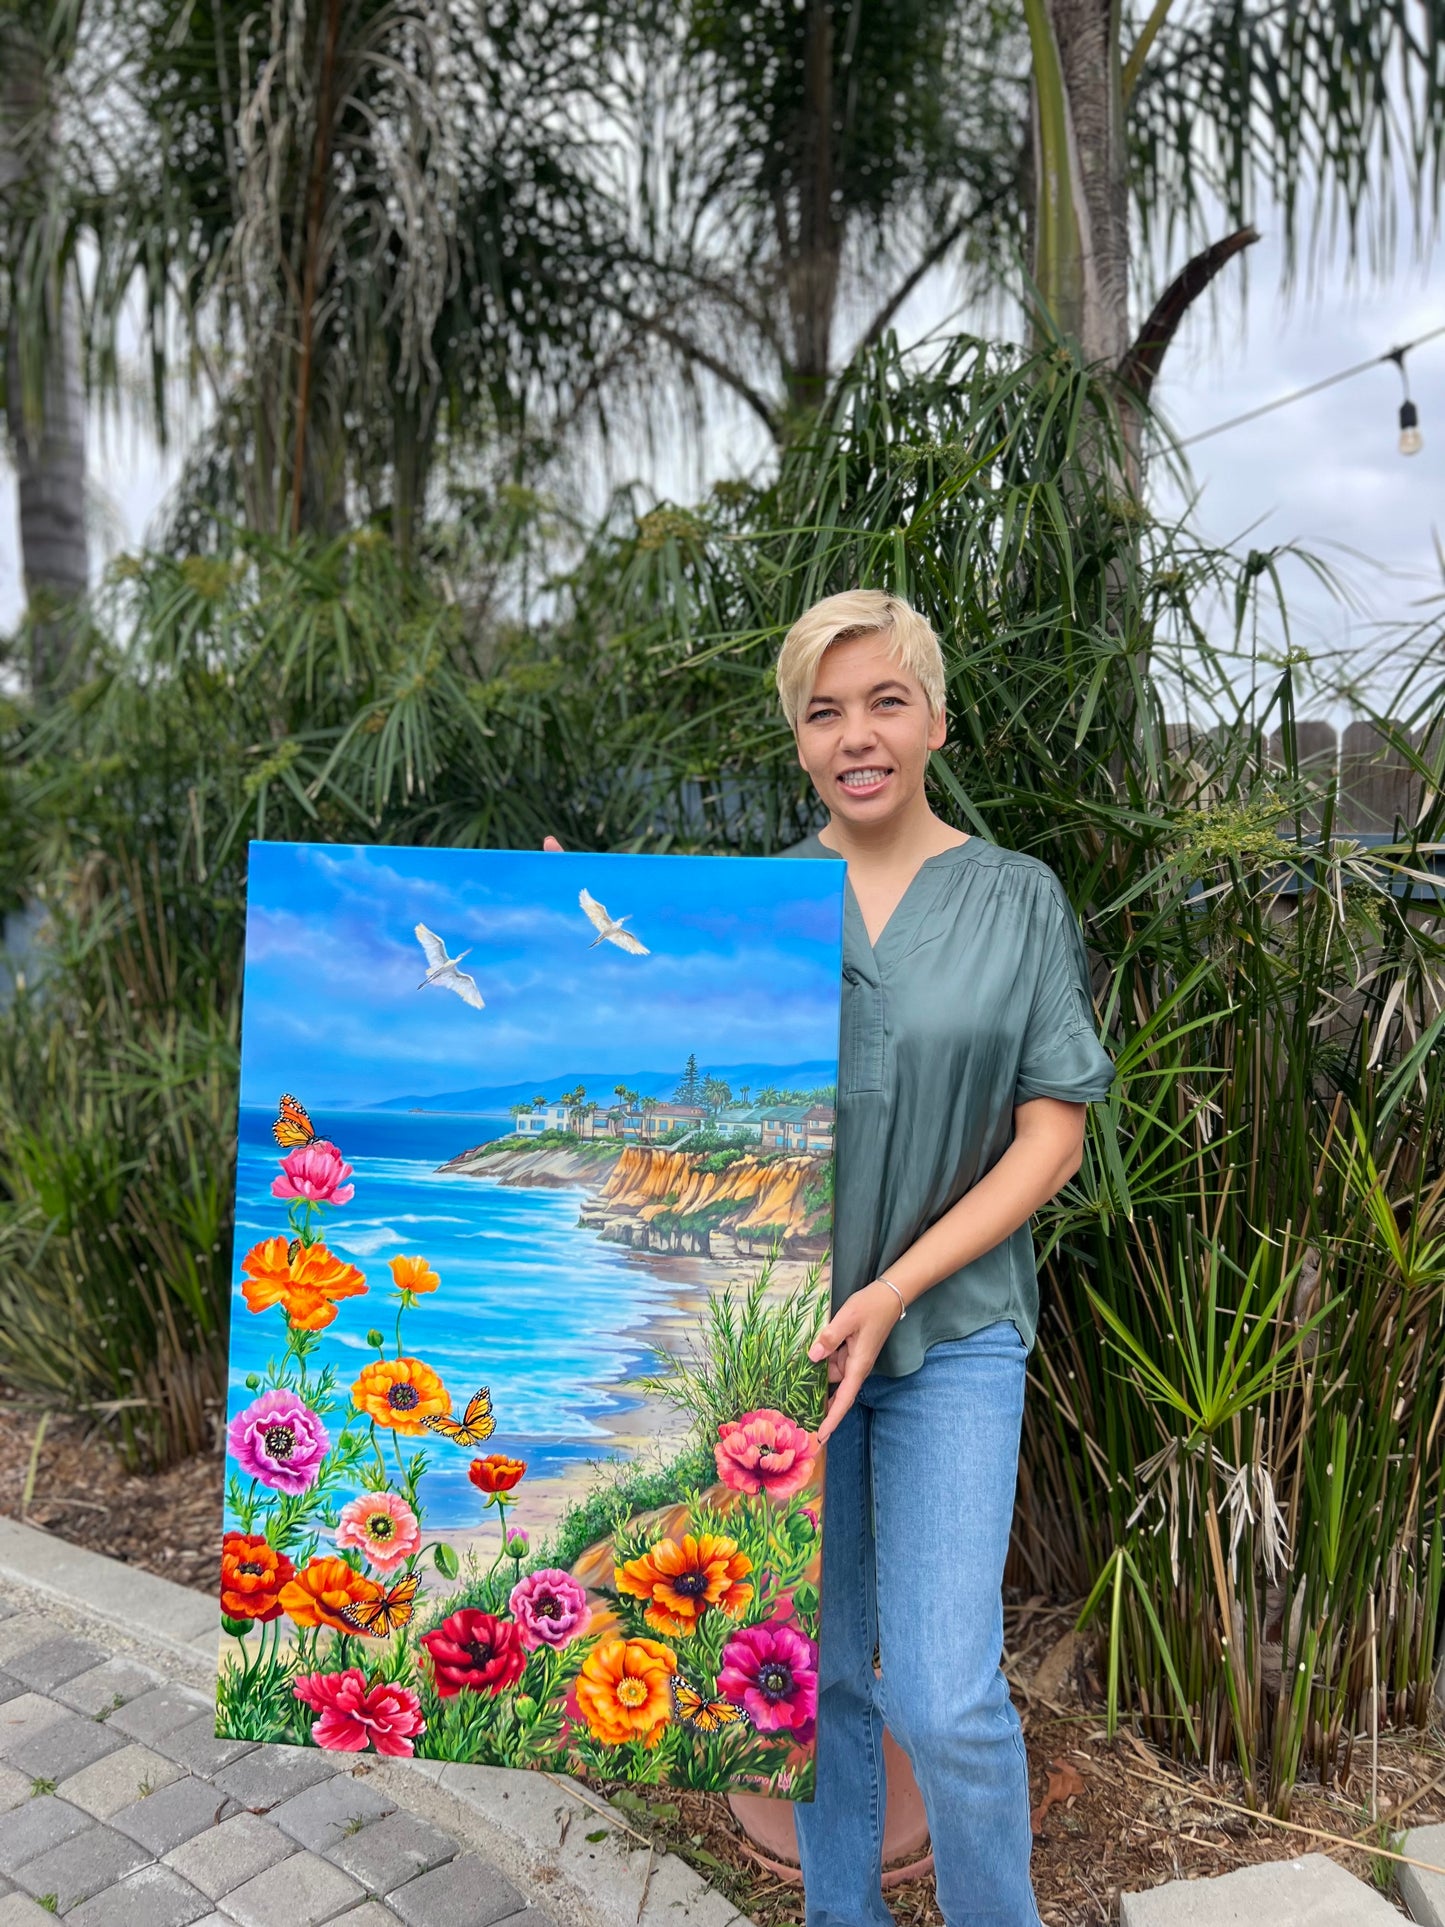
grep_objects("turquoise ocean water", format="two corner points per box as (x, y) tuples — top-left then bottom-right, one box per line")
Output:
(226, 1107), (696, 1531)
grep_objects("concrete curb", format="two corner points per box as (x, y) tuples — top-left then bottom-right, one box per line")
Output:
(0, 1513), (756, 1927)
(0, 1515), (218, 1662)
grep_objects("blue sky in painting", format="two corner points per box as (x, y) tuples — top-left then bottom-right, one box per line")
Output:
(239, 843), (845, 1108)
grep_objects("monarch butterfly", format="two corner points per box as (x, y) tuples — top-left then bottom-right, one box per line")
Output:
(273, 1093), (317, 1149)
(671, 1679), (748, 1734)
(423, 1387), (496, 1448)
(338, 1572), (420, 1638)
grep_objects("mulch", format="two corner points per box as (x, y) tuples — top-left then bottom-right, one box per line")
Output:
(0, 1390), (1438, 1923)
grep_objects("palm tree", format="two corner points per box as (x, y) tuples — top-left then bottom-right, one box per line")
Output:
(1025, 0), (1445, 435)
(1, 0), (88, 691)
(700, 1075), (731, 1114)
(597, 0), (1444, 461)
(26, 0), (625, 549)
(592, 0), (1025, 440)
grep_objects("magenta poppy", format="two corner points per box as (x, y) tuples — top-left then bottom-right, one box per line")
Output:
(718, 1620), (818, 1739)
(509, 1568), (589, 1650)
(227, 1388), (330, 1495)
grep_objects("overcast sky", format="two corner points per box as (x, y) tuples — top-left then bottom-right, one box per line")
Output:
(3, 210), (1441, 732)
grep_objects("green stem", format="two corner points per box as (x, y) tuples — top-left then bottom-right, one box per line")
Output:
(484, 1496), (511, 1582)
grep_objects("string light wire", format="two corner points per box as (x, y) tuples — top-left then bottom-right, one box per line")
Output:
(1175, 320), (1445, 448)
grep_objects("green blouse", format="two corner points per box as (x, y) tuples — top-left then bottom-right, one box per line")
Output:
(788, 832), (1115, 1375)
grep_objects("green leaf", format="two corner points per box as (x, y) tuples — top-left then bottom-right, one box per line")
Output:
(585, 1828), (609, 1843)
(433, 1542), (460, 1580)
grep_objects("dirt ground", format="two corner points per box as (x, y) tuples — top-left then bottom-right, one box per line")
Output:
(0, 1393), (1438, 1924)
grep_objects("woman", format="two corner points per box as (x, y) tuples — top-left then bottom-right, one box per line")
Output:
(777, 589), (1115, 1927)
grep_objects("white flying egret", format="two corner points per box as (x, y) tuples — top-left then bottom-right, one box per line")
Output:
(414, 924), (486, 1009)
(578, 888), (650, 955)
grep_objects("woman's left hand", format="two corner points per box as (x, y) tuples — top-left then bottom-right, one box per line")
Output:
(808, 1282), (903, 1443)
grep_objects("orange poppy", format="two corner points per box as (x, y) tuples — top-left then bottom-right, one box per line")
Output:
(241, 1236), (367, 1332)
(350, 1357), (450, 1434)
(576, 1636), (677, 1748)
(279, 1555), (384, 1633)
(468, 1454), (526, 1494)
(220, 1531), (295, 1622)
(389, 1254), (440, 1295)
(615, 1533), (754, 1638)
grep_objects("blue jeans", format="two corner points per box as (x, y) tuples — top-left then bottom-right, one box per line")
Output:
(795, 1320), (1042, 1927)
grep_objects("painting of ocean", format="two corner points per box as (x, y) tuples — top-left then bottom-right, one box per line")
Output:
(219, 841), (845, 1797)
(227, 1102), (806, 1527)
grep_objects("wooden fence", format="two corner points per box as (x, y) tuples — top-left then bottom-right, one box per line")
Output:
(1164, 718), (1442, 835)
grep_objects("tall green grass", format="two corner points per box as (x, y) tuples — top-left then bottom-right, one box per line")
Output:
(641, 1259), (831, 1438)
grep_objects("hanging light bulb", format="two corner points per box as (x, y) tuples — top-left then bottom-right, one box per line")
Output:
(1388, 347), (1423, 455)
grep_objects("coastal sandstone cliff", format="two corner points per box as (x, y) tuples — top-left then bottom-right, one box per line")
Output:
(440, 1139), (830, 1257)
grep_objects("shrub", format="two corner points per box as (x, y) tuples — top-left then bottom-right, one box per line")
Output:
(642, 1259), (829, 1437)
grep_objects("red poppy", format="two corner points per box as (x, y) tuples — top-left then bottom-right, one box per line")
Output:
(421, 1609), (528, 1697)
(293, 1668), (426, 1757)
(468, 1454), (526, 1494)
(220, 1531), (296, 1623)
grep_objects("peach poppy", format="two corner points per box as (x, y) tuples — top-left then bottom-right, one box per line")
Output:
(279, 1556), (384, 1633)
(334, 1491), (421, 1573)
(389, 1254), (440, 1295)
(241, 1236), (367, 1332)
(714, 1408), (818, 1502)
(576, 1636), (677, 1748)
(615, 1533), (754, 1638)
(350, 1357), (450, 1434)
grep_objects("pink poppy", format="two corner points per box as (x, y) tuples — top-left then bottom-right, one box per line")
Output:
(293, 1668), (425, 1756)
(272, 1139), (355, 1206)
(718, 1620), (818, 1739)
(334, 1491), (421, 1572)
(714, 1408), (818, 1502)
(509, 1568), (589, 1650)
(227, 1388), (330, 1495)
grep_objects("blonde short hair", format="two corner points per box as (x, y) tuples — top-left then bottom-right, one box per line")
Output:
(775, 589), (945, 728)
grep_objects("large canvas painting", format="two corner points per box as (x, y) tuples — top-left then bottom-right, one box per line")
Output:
(218, 843), (845, 1800)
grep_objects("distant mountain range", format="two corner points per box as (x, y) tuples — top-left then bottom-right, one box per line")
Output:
(368, 1062), (838, 1114)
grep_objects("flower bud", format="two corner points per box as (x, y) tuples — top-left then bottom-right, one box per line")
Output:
(366, 1329), (386, 1350)
(244, 1373), (261, 1390)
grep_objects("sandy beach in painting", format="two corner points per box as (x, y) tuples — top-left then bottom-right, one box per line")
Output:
(444, 1236), (820, 1558)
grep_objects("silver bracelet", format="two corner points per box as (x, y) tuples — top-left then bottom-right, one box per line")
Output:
(876, 1276), (906, 1322)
